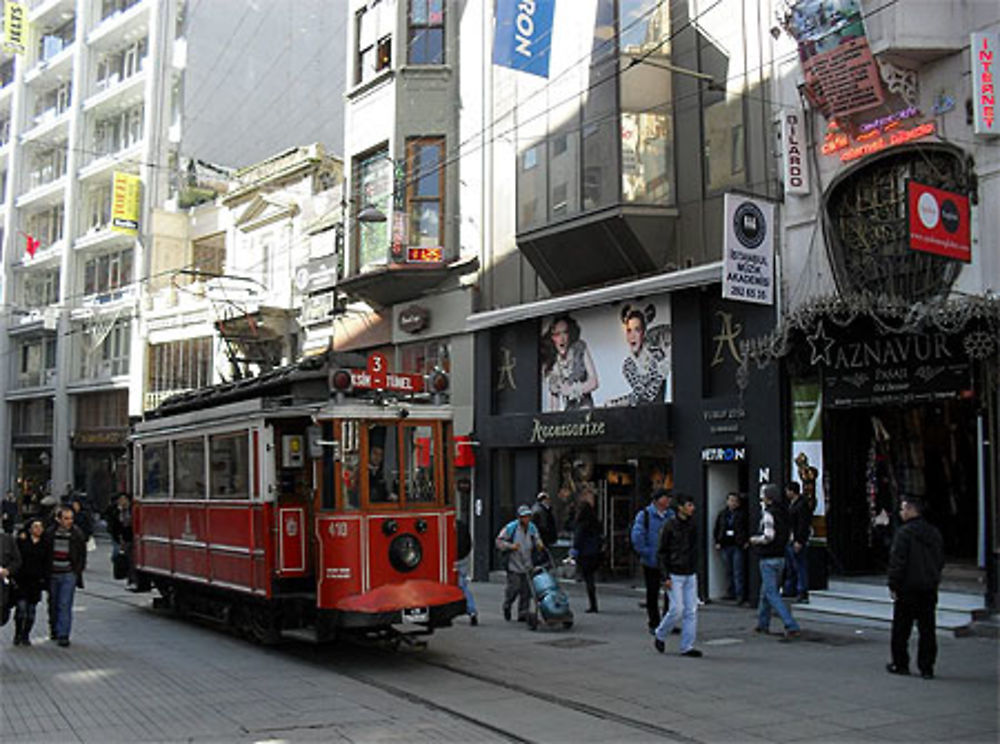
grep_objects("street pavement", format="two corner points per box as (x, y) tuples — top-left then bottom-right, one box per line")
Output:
(2, 541), (997, 743)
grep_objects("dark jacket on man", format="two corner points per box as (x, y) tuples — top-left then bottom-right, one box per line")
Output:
(788, 496), (812, 546)
(532, 502), (558, 547)
(754, 499), (790, 559)
(713, 505), (748, 548)
(658, 513), (697, 576)
(888, 516), (944, 594)
(43, 524), (87, 588)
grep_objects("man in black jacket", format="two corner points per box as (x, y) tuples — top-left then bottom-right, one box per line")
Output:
(886, 496), (944, 679)
(652, 493), (702, 657)
(531, 492), (558, 548)
(783, 482), (813, 603)
(713, 492), (748, 603)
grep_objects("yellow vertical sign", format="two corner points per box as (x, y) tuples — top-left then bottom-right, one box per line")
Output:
(3, 1), (27, 55)
(111, 172), (141, 235)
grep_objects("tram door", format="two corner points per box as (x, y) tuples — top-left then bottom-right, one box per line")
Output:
(275, 425), (313, 579)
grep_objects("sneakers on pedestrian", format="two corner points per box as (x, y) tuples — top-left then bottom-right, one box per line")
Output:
(57, 638), (70, 647)
(752, 626), (769, 635)
(469, 614), (478, 626)
(886, 663), (910, 676)
(681, 649), (703, 658)
(781, 629), (802, 641)
(654, 638), (665, 653)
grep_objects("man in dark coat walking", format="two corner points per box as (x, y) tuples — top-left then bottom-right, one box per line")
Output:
(886, 495), (944, 679)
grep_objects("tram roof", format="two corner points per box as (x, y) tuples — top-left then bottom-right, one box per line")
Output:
(143, 351), (365, 420)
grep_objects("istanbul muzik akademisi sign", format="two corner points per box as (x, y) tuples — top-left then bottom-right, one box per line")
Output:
(722, 194), (775, 306)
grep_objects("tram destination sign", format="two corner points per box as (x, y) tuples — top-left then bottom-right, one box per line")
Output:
(333, 352), (425, 393)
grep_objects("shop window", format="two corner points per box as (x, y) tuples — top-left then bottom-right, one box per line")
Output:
(408, 0), (444, 65)
(398, 339), (449, 375)
(173, 438), (206, 499)
(405, 137), (444, 251)
(209, 433), (250, 499)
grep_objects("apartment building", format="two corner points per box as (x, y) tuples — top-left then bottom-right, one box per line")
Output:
(0, 0), (345, 514)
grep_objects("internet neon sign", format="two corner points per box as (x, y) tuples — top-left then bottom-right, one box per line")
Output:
(822, 119), (936, 162)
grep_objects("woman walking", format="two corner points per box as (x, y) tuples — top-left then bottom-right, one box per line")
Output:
(13, 519), (46, 645)
(573, 487), (603, 613)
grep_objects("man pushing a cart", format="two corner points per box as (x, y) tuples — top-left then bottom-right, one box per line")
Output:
(497, 505), (546, 622)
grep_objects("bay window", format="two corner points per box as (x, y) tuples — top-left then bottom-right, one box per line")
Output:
(408, 0), (444, 64)
(405, 137), (444, 256)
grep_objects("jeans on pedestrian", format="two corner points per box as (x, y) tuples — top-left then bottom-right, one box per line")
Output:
(783, 543), (809, 597)
(503, 571), (530, 618)
(757, 557), (799, 632)
(456, 558), (477, 616)
(50, 572), (77, 640)
(654, 573), (698, 652)
(722, 545), (745, 599)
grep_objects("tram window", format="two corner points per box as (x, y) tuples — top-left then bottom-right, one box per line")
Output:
(173, 437), (206, 499)
(142, 443), (169, 499)
(209, 433), (250, 499)
(339, 420), (360, 510)
(403, 424), (436, 503)
(367, 424), (399, 503)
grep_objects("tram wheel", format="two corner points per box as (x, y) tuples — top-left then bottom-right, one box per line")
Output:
(244, 604), (281, 645)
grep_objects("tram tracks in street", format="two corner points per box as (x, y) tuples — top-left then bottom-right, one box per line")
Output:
(84, 580), (699, 742)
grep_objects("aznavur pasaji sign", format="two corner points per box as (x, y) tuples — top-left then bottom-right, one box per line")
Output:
(808, 323), (971, 408)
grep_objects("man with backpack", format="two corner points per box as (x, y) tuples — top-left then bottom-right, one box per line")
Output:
(631, 488), (675, 633)
(496, 505), (546, 622)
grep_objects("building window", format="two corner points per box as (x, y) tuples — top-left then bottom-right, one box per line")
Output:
(92, 103), (144, 159)
(146, 337), (214, 410)
(79, 320), (131, 379)
(25, 204), (66, 248)
(398, 339), (449, 375)
(405, 137), (444, 252)
(15, 337), (56, 388)
(356, 1), (393, 85)
(83, 248), (133, 297)
(21, 270), (60, 308)
(85, 184), (112, 232)
(408, 0), (444, 65)
(353, 146), (392, 271)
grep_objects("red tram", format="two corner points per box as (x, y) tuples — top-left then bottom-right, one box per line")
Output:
(129, 352), (467, 643)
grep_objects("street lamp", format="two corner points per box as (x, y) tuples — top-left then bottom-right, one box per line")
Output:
(357, 204), (388, 223)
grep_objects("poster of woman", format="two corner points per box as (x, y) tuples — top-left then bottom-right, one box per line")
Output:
(539, 296), (671, 411)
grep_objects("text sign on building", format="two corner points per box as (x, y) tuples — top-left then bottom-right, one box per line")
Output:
(722, 194), (775, 306)
(972, 32), (998, 136)
(781, 109), (810, 195)
(3, 1), (26, 54)
(700, 446), (746, 463)
(493, 0), (555, 79)
(907, 181), (971, 263)
(111, 172), (141, 234)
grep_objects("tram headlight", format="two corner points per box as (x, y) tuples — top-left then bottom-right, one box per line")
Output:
(389, 534), (423, 573)
(382, 519), (399, 536)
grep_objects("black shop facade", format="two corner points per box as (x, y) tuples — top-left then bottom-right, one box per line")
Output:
(469, 275), (785, 589)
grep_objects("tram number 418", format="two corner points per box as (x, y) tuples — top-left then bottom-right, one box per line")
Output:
(328, 521), (349, 538)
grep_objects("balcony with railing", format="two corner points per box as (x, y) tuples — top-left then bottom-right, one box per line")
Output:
(88, 0), (148, 49)
(77, 104), (145, 180)
(21, 82), (72, 142)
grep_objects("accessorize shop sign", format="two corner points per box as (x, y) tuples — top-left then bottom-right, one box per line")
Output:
(111, 172), (141, 234)
(722, 194), (775, 306)
(3, 1), (26, 54)
(972, 31), (998, 136)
